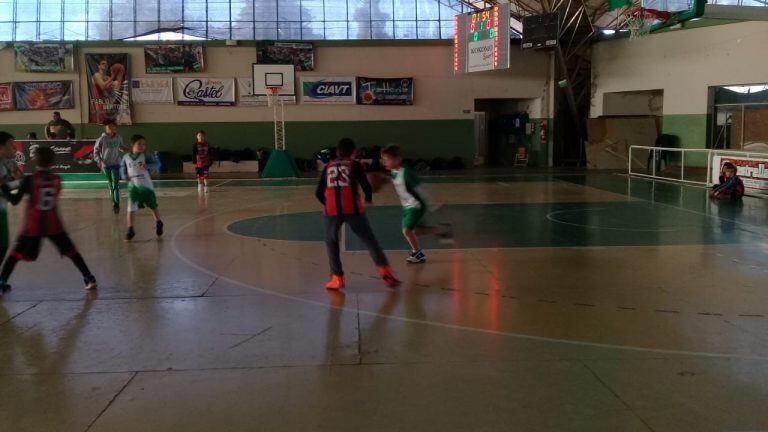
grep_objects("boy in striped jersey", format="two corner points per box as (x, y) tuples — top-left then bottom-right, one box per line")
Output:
(121, 135), (164, 241)
(380, 144), (452, 264)
(0, 146), (97, 292)
(315, 138), (398, 290)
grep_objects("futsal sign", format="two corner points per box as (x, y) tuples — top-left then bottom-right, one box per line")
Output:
(301, 77), (356, 104)
(454, 3), (511, 74)
(0, 83), (12, 111)
(176, 78), (236, 106)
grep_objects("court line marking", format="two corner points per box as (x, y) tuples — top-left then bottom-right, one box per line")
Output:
(171, 206), (768, 361)
(545, 208), (680, 232)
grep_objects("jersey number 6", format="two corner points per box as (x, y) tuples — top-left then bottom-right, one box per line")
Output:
(38, 187), (56, 211)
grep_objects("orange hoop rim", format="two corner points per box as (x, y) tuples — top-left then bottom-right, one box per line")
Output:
(623, 6), (672, 22)
(266, 86), (282, 95)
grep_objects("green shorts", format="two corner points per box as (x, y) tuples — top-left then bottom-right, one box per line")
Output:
(402, 206), (427, 230)
(127, 186), (158, 212)
(0, 209), (8, 250)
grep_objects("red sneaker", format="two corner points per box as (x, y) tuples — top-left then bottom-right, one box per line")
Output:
(325, 275), (345, 290)
(377, 266), (400, 288)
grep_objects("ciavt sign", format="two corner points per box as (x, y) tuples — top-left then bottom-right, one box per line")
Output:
(453, 3), (511, 74)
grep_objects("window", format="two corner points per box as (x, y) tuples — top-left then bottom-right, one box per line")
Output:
(0, 0), (469, 40)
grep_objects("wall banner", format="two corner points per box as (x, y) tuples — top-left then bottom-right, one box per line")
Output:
(301, 77), (356, 104)
(0, 83), (13, 111)
(356, 77), (414, 105)
(14, 43), (74, 72)
(13, 140), (99, 174)
(131, 78), (174, 104)
(145, 45), (205, 73)
(86, 53), (132, 124)
(13, 81), (75, 110)
(176, 77), (236, 106)
(712, 155), (768, 194)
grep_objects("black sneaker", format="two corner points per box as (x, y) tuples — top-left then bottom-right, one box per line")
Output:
(125, 226), (136, 241)
(156, 220), (164, 237)
(0, 279), (10, 294)
(84, 275), (98, 291)
(113, 204), (120, 214)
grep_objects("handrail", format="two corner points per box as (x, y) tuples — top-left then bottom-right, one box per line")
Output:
(628, 145), (768, 187)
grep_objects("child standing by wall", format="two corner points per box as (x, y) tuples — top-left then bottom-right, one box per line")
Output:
(0, 146), (97, 292)
(380, 144), (452, 264)
(121, 135), (164, 241)
(192, 130), (212, 193)
(93, 119), (126, 214)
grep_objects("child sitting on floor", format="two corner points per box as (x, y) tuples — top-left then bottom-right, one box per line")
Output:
(710, 162), (745, 200)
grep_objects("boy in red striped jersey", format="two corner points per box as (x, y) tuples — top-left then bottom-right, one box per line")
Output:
(315, 138), (398, 290)
(192, 130), (212, 194)
(0, 146), (97, 293)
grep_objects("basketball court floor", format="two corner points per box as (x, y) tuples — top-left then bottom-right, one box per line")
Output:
(2, 172), (768, 431)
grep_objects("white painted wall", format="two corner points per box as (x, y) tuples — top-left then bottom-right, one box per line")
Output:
(592, 21), (768, 117)
(0, 43), (550, 125)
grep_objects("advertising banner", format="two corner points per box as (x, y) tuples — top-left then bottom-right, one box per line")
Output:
(257, 42), (314, 71)
(131, 78), (174, 104)
(357, 77), (414, 105)
(0, 83), (12, 111)
(237, 78), (267, 106)
(144, 45), (205, 73)
(301, 77), (356, 104)
(13, 81), (74, 110)
(13, 140), (99, 174)
(712, 155), (768, 194)
(176, 77), (236, 106)
(86, 54), (132, 124)
(14, 43), (74, 72)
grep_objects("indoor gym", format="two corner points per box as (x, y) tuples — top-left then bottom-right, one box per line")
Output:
(2, 0), (768, 431)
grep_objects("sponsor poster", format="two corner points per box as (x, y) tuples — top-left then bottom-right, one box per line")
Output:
(467, 38), (495, 72)
(236, 78), (296, 105)
(14, 43), (74, 72)
(176, 77), (236, 106)
(257, 42), (314, 71)
(13, 140), (99, 174)
(0, 83), (12, 111)
(131, 78), (174, 104)
(301, 77), (356, 104)
(711, 155), (768, 194)
(145, 45), (205, 73)
(237, 78), (267, 106)
(86, 54), (132, 124)
(13, 81), (75, 110)
(357, 77), (414, 105)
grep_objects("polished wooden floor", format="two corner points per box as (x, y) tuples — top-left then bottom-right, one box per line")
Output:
(1, 173), (767, 432)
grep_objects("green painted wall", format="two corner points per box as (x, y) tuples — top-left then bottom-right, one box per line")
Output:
(1, 119), (478, 170)
(661, 114), (709, 167)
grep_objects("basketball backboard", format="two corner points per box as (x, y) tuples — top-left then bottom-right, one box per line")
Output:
(251, 64), (296, 96)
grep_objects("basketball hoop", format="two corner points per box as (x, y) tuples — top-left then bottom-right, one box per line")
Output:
(621, 7), (672, 40)
(266, 86), (281, 107)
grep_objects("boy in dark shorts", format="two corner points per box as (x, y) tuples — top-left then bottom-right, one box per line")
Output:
(0, 146), (97, 293)
(316, 138), (398, 290)
(192, 130), (212, 194)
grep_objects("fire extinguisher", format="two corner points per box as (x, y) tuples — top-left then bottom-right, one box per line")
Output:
(539, 120), (548, 144)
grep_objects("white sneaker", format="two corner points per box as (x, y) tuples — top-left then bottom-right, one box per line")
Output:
(198, 184), (203, 192)
(406, 250), (427, 264)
